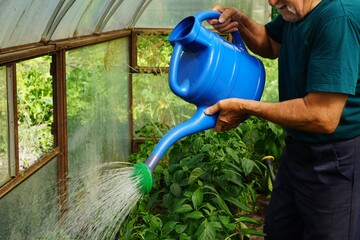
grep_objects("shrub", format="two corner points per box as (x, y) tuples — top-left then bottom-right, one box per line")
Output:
(119, 117), (285, 239)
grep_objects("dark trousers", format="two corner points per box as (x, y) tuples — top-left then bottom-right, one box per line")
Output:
(264, 136), (360, 240)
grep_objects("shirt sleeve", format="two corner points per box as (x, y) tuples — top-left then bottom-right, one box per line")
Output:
(265, 15), (285, 44)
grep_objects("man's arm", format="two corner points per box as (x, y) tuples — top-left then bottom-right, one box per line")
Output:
(205, 92), (348, 133)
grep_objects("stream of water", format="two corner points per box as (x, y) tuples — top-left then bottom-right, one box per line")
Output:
(37, 162), (143, 240)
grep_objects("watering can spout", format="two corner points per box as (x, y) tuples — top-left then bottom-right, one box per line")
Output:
(144, 106), (217, 172)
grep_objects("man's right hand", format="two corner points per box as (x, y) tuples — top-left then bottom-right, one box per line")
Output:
(207, 5), (243, 34)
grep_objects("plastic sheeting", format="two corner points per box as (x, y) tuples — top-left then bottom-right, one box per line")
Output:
(136, 0), (271, 28)
(0, 157), (58, 239)
(0, 0), (270, 50)
(0, 0), (149, 49)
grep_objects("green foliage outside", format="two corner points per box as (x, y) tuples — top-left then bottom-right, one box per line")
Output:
(137, 33), (173, 69)
(16, 56), (54, 170)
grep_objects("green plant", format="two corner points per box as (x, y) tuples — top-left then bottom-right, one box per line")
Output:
(119, 117), (285, 239)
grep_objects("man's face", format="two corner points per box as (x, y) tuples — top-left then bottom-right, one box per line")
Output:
(268, 0), (321, 22)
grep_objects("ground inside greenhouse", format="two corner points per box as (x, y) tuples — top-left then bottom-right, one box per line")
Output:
(248, 194), (270, 240)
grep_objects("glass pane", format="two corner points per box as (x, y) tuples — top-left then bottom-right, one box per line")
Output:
(16, 56), (54, 171)
(0, 157), (58, 239)
(0, 66), (10, 186)
(132, 73), (195, 131)
(66, 38), (130, 175)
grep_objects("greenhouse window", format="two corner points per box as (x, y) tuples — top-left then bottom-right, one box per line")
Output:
(65, 38), (131, 174)
(0, 54), (60, 195)
(0, 30), (133, 200)
(0, 66), (10, 186)
(132, 30), (172, 74)
(16, 56), (54, 171)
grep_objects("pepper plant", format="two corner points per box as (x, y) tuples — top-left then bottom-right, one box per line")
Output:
(118, 117), (285, 239)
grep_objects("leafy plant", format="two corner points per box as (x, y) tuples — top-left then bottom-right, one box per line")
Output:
(119, 117), (285, 239)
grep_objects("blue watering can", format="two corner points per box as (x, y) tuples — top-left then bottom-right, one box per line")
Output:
(137, 10), (265, 187)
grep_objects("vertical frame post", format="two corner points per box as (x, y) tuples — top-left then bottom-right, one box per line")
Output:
(52, 50), (69, 216)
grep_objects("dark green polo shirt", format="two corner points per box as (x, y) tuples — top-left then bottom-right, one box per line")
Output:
(265, 0), (360, 142)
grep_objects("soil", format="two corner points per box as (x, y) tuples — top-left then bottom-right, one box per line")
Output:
(247, 194), (270, 240)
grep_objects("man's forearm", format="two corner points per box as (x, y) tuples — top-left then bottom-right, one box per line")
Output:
(205, 92), (347, 134)
(243, 92), (347, 134)
(235, 13), (280, 59)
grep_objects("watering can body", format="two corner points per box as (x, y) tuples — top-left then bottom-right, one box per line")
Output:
(168, 10), (265, 107)
(144, 10), (265, 173)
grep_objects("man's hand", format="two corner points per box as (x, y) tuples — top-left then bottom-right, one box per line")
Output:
(204, 98), (248, 132)
(207, 5), (242, 34)
(207, 5), (280, 59)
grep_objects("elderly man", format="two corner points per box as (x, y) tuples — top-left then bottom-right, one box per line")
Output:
(205, 0), (360, 239)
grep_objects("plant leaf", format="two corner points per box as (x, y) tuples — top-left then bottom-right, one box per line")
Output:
(163, 169), (171, 186)
(148, 215), (162, 230)
(241, 158), (256, 176)
(219, 215), (237, 231)
(170, 183), (182, 197)
(226, 147), (239, 161)
(188, 167), (205, 184)
(192, 188), (204, 210)
(186, 210), (204, 219)
(204, 185), (232, 216)
(162, 193), (173, 209)
(242, 228), (267, 236)
(201, 144), (213, 153)
(161, 221), (177, 237)
(196, 219), (216, 240)
(174, 204), (193, 213)
(238, 216), (259, 224)
(175, 224), (187, 234)
(224, 196), (252, 212)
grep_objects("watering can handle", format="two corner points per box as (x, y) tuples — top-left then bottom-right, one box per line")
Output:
(195, 10), (248, 53)
(169, 43), (190, 98)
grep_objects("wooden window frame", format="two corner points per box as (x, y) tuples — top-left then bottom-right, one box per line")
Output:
(0, 30), (133, 202)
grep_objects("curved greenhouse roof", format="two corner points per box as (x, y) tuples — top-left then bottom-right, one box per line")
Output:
(0, 0), (270, 50)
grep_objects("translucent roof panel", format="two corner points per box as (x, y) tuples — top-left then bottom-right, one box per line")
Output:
(0, 0), (270, 50)
(135, 0), (271, 28)
(0, 0), (148, 49)
(102, 0), (150, 32)
(0, 0), (59, 49)
(50, 0), (147, 40)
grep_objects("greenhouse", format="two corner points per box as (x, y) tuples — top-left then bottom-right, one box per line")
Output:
(0, 0), (284, 239)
